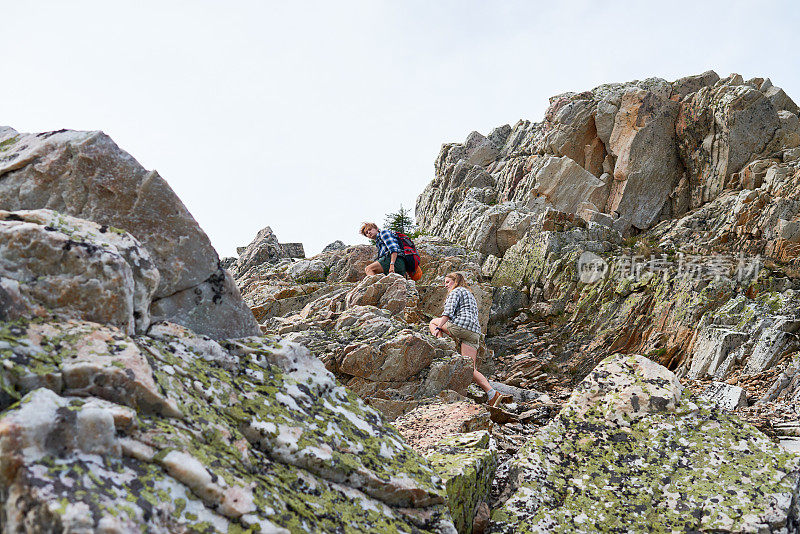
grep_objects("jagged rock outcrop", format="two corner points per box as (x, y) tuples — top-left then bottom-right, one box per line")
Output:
(411, 72), (800, 435)
(491, 354), (800, 533)
(417, 71), (798, 247)
(233, 225), (305, 276)
(0, 127), (259, 339)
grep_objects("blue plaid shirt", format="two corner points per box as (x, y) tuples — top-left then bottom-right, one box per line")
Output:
(374, 229), (402, 259)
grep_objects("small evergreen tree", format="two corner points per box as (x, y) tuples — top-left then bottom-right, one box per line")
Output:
(383, 205), (415, 235)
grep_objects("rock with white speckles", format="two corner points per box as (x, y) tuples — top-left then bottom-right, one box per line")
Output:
(490, 354), (800, 533)
(0, 319), (458, 533)
(426, 431), (498, 534)
(702, 382), (748, 411)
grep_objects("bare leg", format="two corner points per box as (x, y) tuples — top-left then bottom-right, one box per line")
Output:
(434, 323), (494, 396)
(461, 343), (492, 393)
(365, 261), (384, 276)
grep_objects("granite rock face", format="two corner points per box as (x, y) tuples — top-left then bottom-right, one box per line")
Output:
(491, 354), (800, 533)
(0, 128), (216, 298)
(0, 127), (259, 339)
(416, 71), (797, 247)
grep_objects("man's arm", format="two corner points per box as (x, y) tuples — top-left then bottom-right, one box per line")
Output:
(389, 251), (398, 272)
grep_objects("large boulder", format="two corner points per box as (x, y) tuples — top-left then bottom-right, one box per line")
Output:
(0, 319), (458, 533)
(0, 129), (215, 298)
(0, 127), (259, 339)
(491, 354), (800, 532)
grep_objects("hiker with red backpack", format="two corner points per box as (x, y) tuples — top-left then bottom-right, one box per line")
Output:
(360, 222), (422, 280)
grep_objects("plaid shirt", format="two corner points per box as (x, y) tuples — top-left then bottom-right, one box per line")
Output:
(374, 229), (402, 259)
(443, 287), (481, 334)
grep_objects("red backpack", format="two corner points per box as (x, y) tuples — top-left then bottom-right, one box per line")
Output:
(395, 232), (422, 281)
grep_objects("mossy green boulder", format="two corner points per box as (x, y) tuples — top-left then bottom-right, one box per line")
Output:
(490, 354), (800, 533)
(0, 318), (457, 533)
(426, 431), (498, 534)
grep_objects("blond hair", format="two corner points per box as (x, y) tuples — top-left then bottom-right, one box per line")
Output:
(445, 272), (468, 288)
(360, 222), (378, 237)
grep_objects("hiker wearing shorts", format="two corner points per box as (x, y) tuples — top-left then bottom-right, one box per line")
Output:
(360, 222), (407, 277)
(429, 272), (509, 407)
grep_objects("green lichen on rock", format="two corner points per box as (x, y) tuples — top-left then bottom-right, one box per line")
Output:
(426, 431), (497, 534)
(491, 354), (800, 533)
(0, 319), (456, 533)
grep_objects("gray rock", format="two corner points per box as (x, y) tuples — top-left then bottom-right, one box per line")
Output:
(322, 240), (346, 252)
(287, 259), (327, 283)
(0, 209), (158, 334)
(150, 268), (260, 339)
(606, 89), (681, 229)
(0, 322), (456, 532)
(0, 129), (217, 298)
(688, 326), (748, 379)
(0, 127), (261, 340)
(701, 382), (748, 410)
(235, 226), (305, 275)
(488, 287), (529, 334)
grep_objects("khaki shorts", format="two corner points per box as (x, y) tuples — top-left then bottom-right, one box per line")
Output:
(445, 321), (481, 350)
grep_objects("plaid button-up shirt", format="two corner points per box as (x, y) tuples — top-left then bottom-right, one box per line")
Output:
(374, 229), (402, 259)
(443, 287), (481, 334)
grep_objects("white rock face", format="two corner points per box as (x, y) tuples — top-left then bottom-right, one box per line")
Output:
(688, 326), (748, 379)
(0, 209), (159, 334)
(702, 382), (748, 411)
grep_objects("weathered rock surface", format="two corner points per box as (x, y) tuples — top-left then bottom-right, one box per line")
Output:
(149, 266), (259, 340)
(0, 128), (215, 298)
(491, 354), (800, 533)
(0, 209), (158, 334)
(0, 127), (260, 339)
(426, 431), (498, 534)
(0, 320), (457, 532)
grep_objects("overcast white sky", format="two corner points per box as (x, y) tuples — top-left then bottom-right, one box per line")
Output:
(2, 1), (798, 257)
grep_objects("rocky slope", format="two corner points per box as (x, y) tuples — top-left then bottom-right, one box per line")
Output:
(229, 71), (800, 532)
(3, 69), (800, 533)
(0, 129), (464, 532)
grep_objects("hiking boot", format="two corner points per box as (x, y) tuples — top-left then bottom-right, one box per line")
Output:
(488, 392), (511, 408)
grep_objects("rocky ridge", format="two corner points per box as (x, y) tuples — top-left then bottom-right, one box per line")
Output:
(228, 71), (800, 532)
